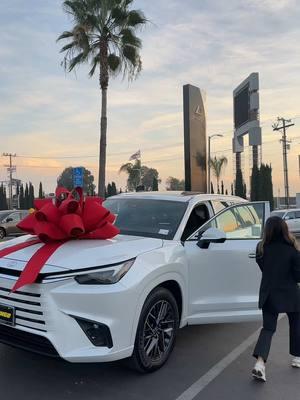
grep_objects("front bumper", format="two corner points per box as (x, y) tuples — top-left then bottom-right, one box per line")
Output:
(0, 275), (138, 362)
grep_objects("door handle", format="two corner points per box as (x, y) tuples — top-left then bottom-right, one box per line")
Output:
(248, 253), (256, 259)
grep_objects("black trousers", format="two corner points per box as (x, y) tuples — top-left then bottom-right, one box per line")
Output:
(253, 306), (300, 362)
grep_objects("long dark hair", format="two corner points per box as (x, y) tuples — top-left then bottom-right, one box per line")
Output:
(258, 215), (297, 255)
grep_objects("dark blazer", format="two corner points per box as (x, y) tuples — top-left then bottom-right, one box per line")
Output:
(256, 241), (300, 312)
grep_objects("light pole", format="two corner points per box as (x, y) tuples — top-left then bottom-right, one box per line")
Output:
(208, 134), (223, 193)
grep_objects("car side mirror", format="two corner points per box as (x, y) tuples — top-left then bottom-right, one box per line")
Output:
(197, 227), (226, 249)
(284, 215), (290, 220)
(5, 217), (13, 223)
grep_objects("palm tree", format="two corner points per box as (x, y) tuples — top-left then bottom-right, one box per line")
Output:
(209, 156), (228, 190)
(119, 159), (141, 191)
(57, 0), (148, 197)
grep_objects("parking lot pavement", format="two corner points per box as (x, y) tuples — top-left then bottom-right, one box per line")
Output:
(191, 316), (300, 400)
(0, 321), (261, 400)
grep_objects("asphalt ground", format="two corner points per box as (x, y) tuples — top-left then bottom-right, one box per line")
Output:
(0, 236), (299, 399)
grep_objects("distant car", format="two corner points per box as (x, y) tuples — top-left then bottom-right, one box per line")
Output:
(0, 210), (29, 239)
(271, 209), (300, 234)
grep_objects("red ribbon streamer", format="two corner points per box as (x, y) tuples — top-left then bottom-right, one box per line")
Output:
(0, 187), (119, 291)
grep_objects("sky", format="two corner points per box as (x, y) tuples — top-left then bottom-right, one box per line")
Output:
(1, 0), (300, 196)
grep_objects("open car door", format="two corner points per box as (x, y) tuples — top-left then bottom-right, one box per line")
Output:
(184, 202), (270, 324)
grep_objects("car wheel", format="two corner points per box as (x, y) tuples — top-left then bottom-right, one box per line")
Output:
(131, 287), (179, 373)
(0, 228), (6, 240)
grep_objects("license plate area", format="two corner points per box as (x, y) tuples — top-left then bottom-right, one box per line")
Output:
(0, 303), (15, 327)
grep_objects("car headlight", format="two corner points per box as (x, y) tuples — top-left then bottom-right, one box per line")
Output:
(74, 259), (135, 285)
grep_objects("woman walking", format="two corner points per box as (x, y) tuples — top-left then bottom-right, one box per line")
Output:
(252, 216), (300, 382)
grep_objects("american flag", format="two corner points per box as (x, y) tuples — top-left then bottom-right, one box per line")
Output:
(129, 150), (141, 161)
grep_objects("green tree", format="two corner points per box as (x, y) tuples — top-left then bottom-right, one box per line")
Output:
(259, 164), (274, 210)
(119, 159), (142, 191)
(209, 156), (228, 190)
(221, 180), (224, 195)
(152, 177), (158, 191)
(24, 183), (30, 209)
(166, 177), (185, 191)
(38, 182), (44, 198)
(58, 0), (148, 198)
(250, 165), (260, 201)
(106, 183), (112, 197)
(111, 182), (117, 196)
(231, 183), (234, 196)
(19, 184), (25, 209)
(0, 184), (8, 210)
(225, 189), (228, 195)
(29, 182), (35, 208)
(141, 166), (160, 191)
(210, 182), (214, 194)
(119, 161), (160, 191)
(57, 167), (96, 195)
(235, 169), (245, 198)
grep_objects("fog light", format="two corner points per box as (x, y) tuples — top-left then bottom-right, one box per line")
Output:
(75, 317), (113, 348)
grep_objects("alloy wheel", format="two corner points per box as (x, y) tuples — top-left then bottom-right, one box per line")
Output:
(142, 299), (176, 363)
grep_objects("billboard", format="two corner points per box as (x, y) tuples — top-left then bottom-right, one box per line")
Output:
(232, 73), (261, 156)
(183, 84), (207, 192)
(234, 84), (249, 129)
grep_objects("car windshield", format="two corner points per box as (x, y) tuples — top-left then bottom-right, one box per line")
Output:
(0, 211), (13, 222)
(103, 198), (188, 240)
(270, 211), (285, 218)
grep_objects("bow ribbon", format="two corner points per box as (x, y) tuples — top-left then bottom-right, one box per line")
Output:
(0, 187), (120, 292)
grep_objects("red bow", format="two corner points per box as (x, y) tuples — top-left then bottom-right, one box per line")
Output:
(0, 187), (120, 292)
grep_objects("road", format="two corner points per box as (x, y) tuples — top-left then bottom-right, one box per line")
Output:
(0, 237), (300, 399)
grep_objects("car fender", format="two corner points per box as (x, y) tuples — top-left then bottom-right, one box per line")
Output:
(129, 269), (188, 345)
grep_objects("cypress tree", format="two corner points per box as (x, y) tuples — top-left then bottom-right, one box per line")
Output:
(221, 180), (224, 195)
(250, 165), (260, 201)
(107, 183), (112, 197)
(231, 183), (234, 196)
(38, 182), (44, 198)
(211, 182), (214, 194)
(235, 169), (244, 198)
(111, 182), (117, 195)
(25, 184), (29, 209)
(225, 189), (228, 195)
(19, 184), (25, 209)
(0, 184), (4, 210)
(29, 182), (35, 208)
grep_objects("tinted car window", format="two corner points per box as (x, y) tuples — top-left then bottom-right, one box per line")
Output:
(200, 203), (264, 239)
(295, 211), (300, 219)
(210, 201), (228, 214)
(104, 198), (188, 240)
(7, 212), (21, 222)
(286, 212), (296, 219)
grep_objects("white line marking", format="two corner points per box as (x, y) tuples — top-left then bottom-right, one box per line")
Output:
(175, 316), (285, 400)
(175, 327), (260, 400)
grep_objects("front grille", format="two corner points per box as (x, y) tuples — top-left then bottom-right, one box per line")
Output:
(0, 324), (58, 357)
(0, 282), (46, 332)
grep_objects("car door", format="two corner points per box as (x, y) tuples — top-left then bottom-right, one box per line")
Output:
(5, 212), (22, 235)
(184, 202), (269, 324)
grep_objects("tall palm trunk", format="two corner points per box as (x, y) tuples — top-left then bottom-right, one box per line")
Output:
(98, 39), (109, 198)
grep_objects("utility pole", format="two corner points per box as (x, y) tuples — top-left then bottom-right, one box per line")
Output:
(2, 153), (16, 209)
(272, 118), (294, 208)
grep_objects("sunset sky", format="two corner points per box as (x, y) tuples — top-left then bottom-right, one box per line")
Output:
(1, 0), (300, 197)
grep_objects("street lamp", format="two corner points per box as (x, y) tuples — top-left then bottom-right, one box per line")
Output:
(208, 134), (223, 193)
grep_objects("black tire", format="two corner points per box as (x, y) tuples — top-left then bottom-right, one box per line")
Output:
(130, 287), (179, 373)
(0, 228), (6, 240)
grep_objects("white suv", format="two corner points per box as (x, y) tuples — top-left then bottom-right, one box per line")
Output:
(0, 192), (269, 372)
(271, 209), (300, 234)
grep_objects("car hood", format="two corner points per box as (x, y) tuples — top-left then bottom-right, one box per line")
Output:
(0, 234), (163, 273)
